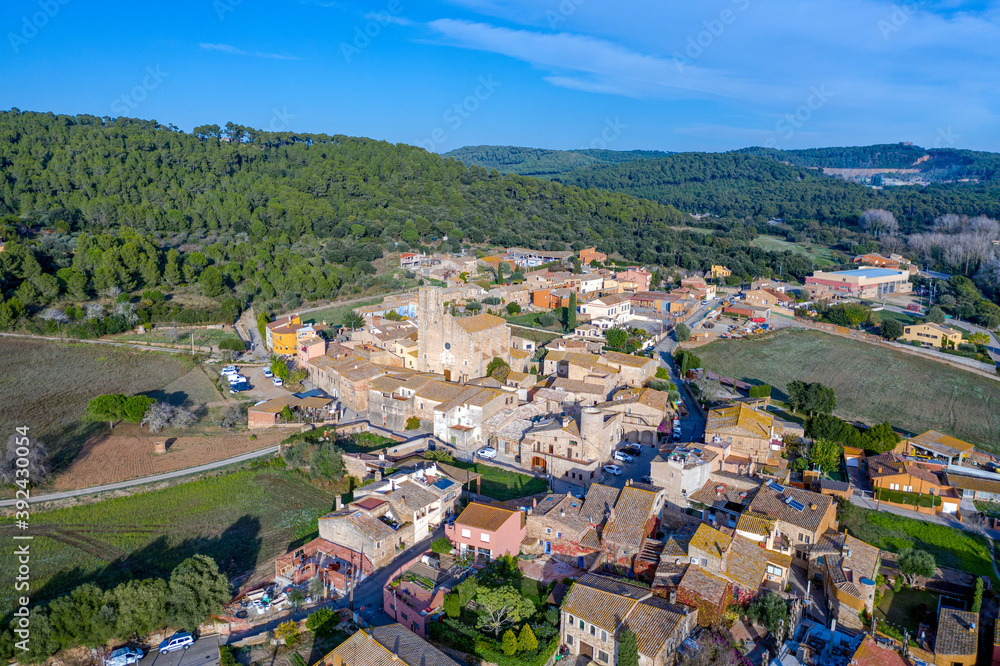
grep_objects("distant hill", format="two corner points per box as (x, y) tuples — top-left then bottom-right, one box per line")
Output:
(737, 144), (1000, 183)
(553, 151), (1000, 229)
(443, 145), (672, 177)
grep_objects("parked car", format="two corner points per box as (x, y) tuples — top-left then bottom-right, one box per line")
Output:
(220, 366), (239, 376)
(158, 633), (194, 654)
(476, 447), (497, 460)
(230, 382), (251, 393)
(621, 445), (641, 456)
(701, 300), (709, 305)
(105, 647), (144, 666)
(272, 377), (283, 387)
(613, 451), (634, 463)
(602, 464), (622, 476)
(640, 475), (652, 484)
(228, 374), (247, 384)
(263, 368), (273, 378)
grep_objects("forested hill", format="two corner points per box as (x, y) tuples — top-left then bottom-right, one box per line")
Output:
(554, 152), (1000, 229)
(0, 110), (690, 256)
(442, 145), (672, 177)
(738, 144), (1000, 181)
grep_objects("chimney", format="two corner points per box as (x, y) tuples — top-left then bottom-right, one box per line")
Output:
(334, 496), (343, 511)
(532, 498), (538, 508)
(560, 508), (565, 517)
(669, 590), (677, 604)
(968, 622), (976, 634)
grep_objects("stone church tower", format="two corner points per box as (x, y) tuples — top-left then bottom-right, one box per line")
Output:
(417, 286), (511, 383)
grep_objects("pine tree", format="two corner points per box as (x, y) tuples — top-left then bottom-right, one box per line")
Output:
(619, 629), (638, 666)
(518, 624), (538, 652)
(502, 629), (518, 656)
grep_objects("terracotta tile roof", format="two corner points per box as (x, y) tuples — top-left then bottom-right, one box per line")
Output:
(943, 472), (1000, 494)
(562, 573), (648, 633)
(689, 524), (732, 559)
(747, 482), (832, 532)
(604, 485), (661, 549)
(766, 550), (793, 569)
(678, 564), (730, 604)
(849, 636), (911, 666)
(624, 597), (687, 659)
(317, 629), (395, 666)
(370, 624), (463, 666)
(602, 351), (653, 368)
(934, 608), (979, 656)
(455, 501), (519, 532)
(580, 484), (621, 524)
(387, 480), (439, 513)
(654, 561), (689, 588)
(724, 535), (767, 590)
(454, 313), (507, 334)
(416, 380), (464, 403)
(662, 535), (691, 558)
(705, 403), (773, 439)
(689, 476), (760, 510)
(736, 511), (775, 538)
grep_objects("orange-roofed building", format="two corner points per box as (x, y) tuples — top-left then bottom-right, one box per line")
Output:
(444, 501), (526, 563)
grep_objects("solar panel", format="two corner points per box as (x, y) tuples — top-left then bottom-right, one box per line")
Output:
(432, 478), (455, 490)
(784, 497), (805, 512)
(769, 482), (786, 493)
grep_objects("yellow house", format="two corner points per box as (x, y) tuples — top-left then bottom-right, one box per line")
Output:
(900, 322), (963, 348)
(265, 314), (301, 355)
(710, 265), (732, 279)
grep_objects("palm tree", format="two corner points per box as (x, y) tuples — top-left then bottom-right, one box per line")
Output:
(341, 310), (364, 331)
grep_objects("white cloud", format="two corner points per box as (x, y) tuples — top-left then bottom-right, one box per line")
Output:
(199, 43), (301, 60)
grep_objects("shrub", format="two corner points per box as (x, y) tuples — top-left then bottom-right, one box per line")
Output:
(444, 592), (461, 618)
(655, 367), (671, 380)
(423, 449), (456, 463)
(506, 302), (521, 315)
(431, 537), (454, 554)
(537, 313), (557, 327)
(748, 384), (771, 398)
(502, 630), (518, 656)
(274, 620), (299, 646)
(306, 608), (336, 635)
(219, 645), (239, 666)
(405, 416), (421, 430)
(518, 624), (538, 652)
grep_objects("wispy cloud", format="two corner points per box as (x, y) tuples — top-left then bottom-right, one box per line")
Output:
(199, 43), (301, 60)
(364, 12), (413, 26)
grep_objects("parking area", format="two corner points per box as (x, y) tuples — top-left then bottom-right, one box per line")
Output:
(137, 636), (220, 666)
(222, 364), (289, 400)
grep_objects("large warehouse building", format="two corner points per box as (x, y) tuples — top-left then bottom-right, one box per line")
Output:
(804, 268), (912, 298)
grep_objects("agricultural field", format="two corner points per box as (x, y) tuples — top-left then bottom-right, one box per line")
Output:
(108, 327), (244, 349)
(0, 338), (194, 473)
(0, 466), (339, 616)
(696, 329), (1000, 452)
(751, 234), (838, 268)
(49, 424), (289, 491)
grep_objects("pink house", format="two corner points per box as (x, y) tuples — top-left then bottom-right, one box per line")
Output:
(445, 502), (526, 564)
(617, 268), (652, 293)
(382, 551), (459, 637)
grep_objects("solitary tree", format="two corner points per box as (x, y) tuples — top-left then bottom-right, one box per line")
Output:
(87, 394), (155, 430)
(880, 319), (904, 340)
(506, 302), (521, 315)
(972, 578), (984, 613)
(925, 306), (946, 324)
(431, 537), (453, 554)
(898, 548), (935, 584)
(567, 292), (577, 329)
(306, 608), (336, 635)
(675, 322), (691, 343)
(745, 591), (789, 635)
(474, 585), (535, 636)
(341, 310), (364, 331)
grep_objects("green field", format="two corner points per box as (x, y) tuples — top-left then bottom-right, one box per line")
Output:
(697, 329), (1000, 452)
(0, 338), (195, 472)
(109, 327), (243, 348)
(448, 460), (549, 501)
(751, 235), (838, 268)
(301, 298), (384, 326)
(0, 467), (337, 616)
(873, 309), (918, 326)
(876, 587), (941, 636)
(840, 502), (997, 584)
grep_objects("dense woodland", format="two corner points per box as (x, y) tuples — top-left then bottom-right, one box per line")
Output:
(554, 152), (1000, 227)
(0, 110), (998, 333)
(443, 145), (672, 177)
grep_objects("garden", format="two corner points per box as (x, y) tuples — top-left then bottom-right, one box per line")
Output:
(428, 555), (561, 666)
(445, 458), (550, 502)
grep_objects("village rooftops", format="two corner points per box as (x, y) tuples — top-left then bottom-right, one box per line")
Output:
(454, 501), (521, 532)
(601, 386), (672, 413)
(454, 313), (507, 334)
(602, 484), (662, 550)
(848, 636), (911, 666)
(689, 523), (732, 559)
(689, 473), (761, 510)
(934, 607), (979, 656)
(705, 403), (774, 439)
(315, 625), (462, 666)
(724, 535), (769, 590)
(943, 471), (1000, 495)
(747, 481), (832, 531)
(678, 565), (730, 606)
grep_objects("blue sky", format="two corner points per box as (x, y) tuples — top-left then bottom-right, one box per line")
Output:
(1, 0), (998, 153)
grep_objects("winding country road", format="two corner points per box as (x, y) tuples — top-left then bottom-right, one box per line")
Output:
(0, 446), (279, 508)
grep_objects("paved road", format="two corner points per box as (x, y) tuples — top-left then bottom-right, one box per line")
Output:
(653, 330), (707, 445)
(0, 447), (280, 507)
(139, 636), (220, 666)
